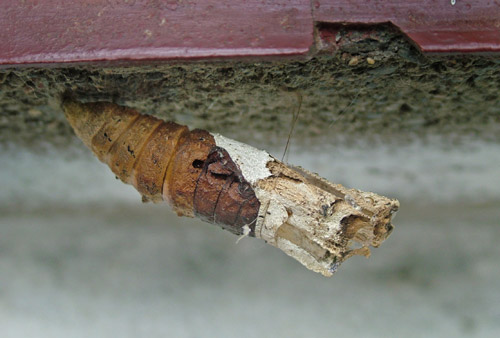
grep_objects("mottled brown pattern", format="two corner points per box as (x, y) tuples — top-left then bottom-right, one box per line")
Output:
(164, 129), (216, 217)
(194, 147), (260, 236)
(107, 115), (163, 184)
(132, 122), (188, 202)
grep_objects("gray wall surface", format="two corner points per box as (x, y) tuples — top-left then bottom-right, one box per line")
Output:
(1, 141), (499, 337)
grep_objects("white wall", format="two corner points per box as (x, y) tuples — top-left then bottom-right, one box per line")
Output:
(1, 141), (499, 337)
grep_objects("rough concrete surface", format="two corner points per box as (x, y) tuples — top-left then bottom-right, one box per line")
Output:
(1, 27), (499, 148)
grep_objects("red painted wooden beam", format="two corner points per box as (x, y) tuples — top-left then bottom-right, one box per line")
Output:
(0, 0), (313, 66)
(313, 0), (500, 53)
(1, 0), (499, 67)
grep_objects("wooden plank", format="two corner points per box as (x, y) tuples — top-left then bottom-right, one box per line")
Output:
(313, 0), (500, 53)
(0, 0), (313, 66)
(1, 0), (499, 67)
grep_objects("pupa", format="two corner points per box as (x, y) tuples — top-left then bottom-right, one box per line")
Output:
(63, 99), (399, 276)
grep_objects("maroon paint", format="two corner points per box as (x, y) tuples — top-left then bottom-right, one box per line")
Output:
(0, 0), (313, 66)
(313, 0), (500, 53)
(0, 0), (499, 67)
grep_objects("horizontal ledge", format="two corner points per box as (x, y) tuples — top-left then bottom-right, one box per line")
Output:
(1, 0), (499, 67)
(0, 47), (311, 67)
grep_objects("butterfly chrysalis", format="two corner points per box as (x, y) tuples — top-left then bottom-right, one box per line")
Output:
(63, 99), (399, 276)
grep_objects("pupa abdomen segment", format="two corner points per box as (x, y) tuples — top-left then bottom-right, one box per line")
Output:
(63, 100), (259, 235)
(63, 100), (399, 277)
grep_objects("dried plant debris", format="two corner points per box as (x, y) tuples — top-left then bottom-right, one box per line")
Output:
(63, 100), (399, 276)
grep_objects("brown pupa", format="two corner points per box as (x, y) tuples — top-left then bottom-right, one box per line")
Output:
(63, 99), (399, 276)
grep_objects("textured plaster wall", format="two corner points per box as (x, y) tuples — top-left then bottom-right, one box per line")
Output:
(1, 27), (499, 148)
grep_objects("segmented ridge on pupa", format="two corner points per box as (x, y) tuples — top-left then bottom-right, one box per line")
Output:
(62, 100), (260, 232)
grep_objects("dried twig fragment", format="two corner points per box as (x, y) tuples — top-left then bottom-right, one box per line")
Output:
(63, 100), (399, 276)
